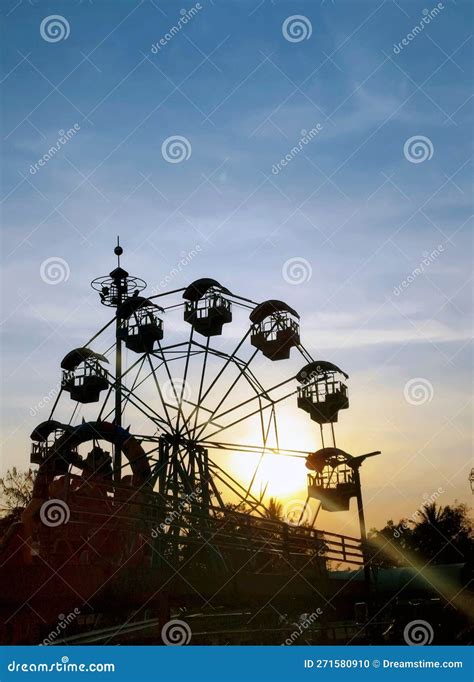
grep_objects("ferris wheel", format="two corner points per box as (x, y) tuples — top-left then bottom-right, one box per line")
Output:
(30, 240), (364, 526)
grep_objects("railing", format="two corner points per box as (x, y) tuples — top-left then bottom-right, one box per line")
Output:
(298, 380), (347, 404)
(56, 613), (373, 645)
(185, 295), (231, 315)
(308, 467), (355, 488)
(36, 474), (364, 568)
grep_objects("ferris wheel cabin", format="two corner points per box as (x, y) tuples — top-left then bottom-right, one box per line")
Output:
(117, 296), (164, 353)
(183, 278), (232, 337)
(250, 300), (300, 360)
(61, 347), (109, 404)
(297, 361), (349, 423)
(305, 448), (358, 512)
(30, 420), (74, 468)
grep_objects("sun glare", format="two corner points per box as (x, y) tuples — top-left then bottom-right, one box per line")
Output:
(226, 409), (317, 503)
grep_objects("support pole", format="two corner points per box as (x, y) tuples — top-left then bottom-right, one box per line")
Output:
(113, 271), (123, 483)
(353, 465), (371, 589)
(91, 237), (151, 483)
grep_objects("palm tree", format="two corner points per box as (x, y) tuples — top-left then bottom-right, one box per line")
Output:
(371, 502), (473, 566)
(265, 497), (283, 520)
(410, 502), (472, 563)
(417, 501), (446, 525)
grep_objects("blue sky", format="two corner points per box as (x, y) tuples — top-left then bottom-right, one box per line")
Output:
(1, 0), (472, 529)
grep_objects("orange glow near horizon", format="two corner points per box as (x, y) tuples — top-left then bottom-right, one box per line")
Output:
(225, 408), (317, 503)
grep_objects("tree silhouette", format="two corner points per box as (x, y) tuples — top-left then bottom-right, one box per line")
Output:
(0, 467), (35, 540)
(369, 502), (473, 567)
(0, 467), (34, 515)
(265, 497), (283, 520)
(410, 502), (472, 564)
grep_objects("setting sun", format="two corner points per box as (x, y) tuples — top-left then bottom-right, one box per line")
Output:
(225, 407), (317, 502)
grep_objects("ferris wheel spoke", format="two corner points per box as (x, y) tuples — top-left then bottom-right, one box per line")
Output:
(193, 353), (271, 441)
(176, 326), (194, 435)
(106, 350), (156, 422)
(245, 401), (274, 500)
(118, 355), (147, 416)
(191, 336), (210, 440)
(122, 347), (202, 399)
(246, 450), (265, 501)
(205, 317), (287, 412)
(97, 384), (115, 422)
(147, 287), (186, 302)
(101, 396), (169, 433)
(47, 386), (64, 421)
(241, 363), (267, 396)
(84, 315), (117, 347)
(184, 328), (253, 430)
(151, 342), (191, 359)
(186, 342), (262, 395)
(201, 383), (298, 441)
(195, 347), (260, 435)
(207, 473), (226, 510)
(201, 441), (308, 458)
(260, 396), (275, 447)
(156, 338), (193, 439)
(67, 401), (80, 426)
(106, 368), (171, 432)
(194, 347), (260, 441)
(207, 457), (268, 518)
(227, 292), (259, 307)
(115, 350), (145, 382)
(296, 342), (314, 364)
(145, 354), (174, 432)
(174, 447), (196, 496)
(194, 373), (294, 438)
(256, 394), (272, 457)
